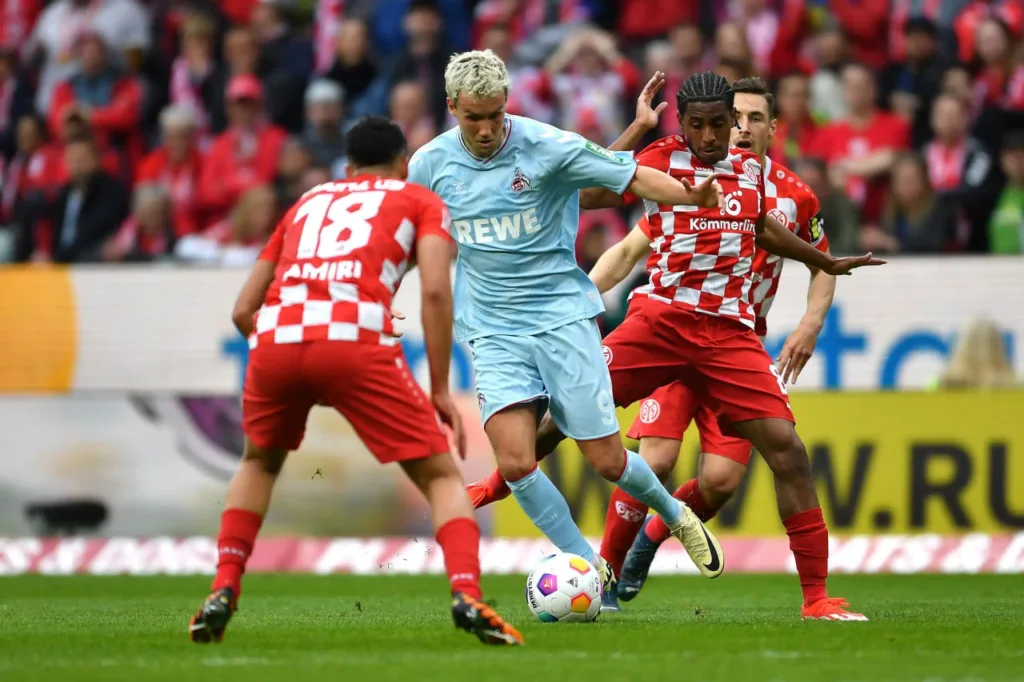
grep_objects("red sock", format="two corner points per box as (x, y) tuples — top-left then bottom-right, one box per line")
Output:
(783, 507), (829, 606)
(600, 488), (648, 578)
(212, 508), (264, 597)
(436, 517), (483, 599)
(645, 478), (720, 543)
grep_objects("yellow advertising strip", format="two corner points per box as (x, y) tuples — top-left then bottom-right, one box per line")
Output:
(493, 392), (1024, 536)
(0, 267), (76, 392)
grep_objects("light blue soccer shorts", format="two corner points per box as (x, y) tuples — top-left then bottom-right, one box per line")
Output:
(467, 317), (619, 440)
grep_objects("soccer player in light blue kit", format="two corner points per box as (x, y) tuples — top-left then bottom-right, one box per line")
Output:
(408, 50), (725, 605)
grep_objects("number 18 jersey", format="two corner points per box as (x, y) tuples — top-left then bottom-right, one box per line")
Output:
(251, 174), (451, 349)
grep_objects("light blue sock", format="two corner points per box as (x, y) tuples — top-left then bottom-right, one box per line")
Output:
(615, 450), (681, 525)
(507, 467), (598, 565)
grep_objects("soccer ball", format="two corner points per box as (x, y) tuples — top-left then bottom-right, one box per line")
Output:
(525, 552), (602, 623)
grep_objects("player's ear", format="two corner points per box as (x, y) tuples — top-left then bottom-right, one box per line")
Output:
(768, 118), (778, 140)
(446, 96), (457, 118)
(344, 163), (354, 179)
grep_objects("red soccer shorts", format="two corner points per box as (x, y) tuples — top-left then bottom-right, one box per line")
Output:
(242, 341), (450, 461)
(625, 381), (753, 464)
(603, 299), (794, 438)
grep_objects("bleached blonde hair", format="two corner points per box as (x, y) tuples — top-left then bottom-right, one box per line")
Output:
(444, 49), (511, 104)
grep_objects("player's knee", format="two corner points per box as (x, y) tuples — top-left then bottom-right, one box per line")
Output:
(495, 450), (539, 482)
(699, 459), (745, 499)
(765, 435), (811, 482)
(639, 438), (680, 480)
(582, 439), (628, 481)
(242, 444), (287, 476)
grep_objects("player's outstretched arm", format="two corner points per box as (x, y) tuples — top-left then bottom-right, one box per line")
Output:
(588, 226), (651, 294)
(628, 166), (723, 209)
(579, 71), (668, 210)
(756, 217), (887, 275)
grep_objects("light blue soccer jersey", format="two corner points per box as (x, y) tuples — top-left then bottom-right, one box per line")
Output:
(408, 115), (638, 343)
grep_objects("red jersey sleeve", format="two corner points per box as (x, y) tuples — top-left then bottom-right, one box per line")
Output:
(636, 214), (652, 239)
(416, 189), (454, 242)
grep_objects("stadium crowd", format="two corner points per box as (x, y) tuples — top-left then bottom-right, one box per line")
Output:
(1, 0), (1023, 272)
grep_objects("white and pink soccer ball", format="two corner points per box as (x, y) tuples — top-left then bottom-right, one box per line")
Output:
(525, 552), (602, 623)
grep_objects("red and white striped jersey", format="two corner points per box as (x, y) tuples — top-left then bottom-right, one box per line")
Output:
(628, 136), (764, 329)
(750, 157), (829, 337)
(251, 175), (451, 348)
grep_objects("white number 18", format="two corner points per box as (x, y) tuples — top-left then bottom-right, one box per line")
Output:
(295, 190), (386, 259)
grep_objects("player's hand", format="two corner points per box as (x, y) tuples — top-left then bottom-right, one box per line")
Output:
(822, 252), (887, 276)
(386, 308), (406, 337)
(433, 391), (466, 459)
(635, 71), (668, 130)
(681, 173), (726, 210)
(776, 323), (819, 384)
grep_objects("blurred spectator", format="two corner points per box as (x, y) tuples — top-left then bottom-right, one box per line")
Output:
(301, 79), (347, 179)
(770, 72), (821, 166)
(472, 0), (592, 64)
(713, 21), (755, 76)
(725, 0), (782, 77)
(136, 104), (205, 237)
(940, 62), (974, 106)
(252, 1), (314, 133)
(617, 0), (698, 43)
(176, 183), (275, 265)
(168, 13), (218, 144)
(0, 48), (34, 160)
(199, 74), (286, 221)
(924, 93), (998, 251)
(324, 19), (377, 108)
(389, 80), (436, 153)
(649, 24), (713, 137)
(102, 183), (175, 261)
(971, 16), (1024, 152)
(478, 22), (553, 123)
(881, 17), (945, 148)
(207, 26), (261, 133)
(864, 152), (954, 253)
(303, 165), (331, 186)
(273, 136), (311, 208)
(953, 0), (1024, 65)
(938, 318), (1019, 389)
(0, 0), (43, 55)
(819, 63), (910, 224)
(28, 0), (151, 115)
(543, 27), (640, 145)
(46, 134), (129, 262)
(989, 131), (1024, 254)
(1, 115), (59, 237)
(389, 0), (453, 130)
(809, 27), (850, 122)
(48, 32), (144, 169)
(829, 0), (890, 69)
(372, 0), (469, 57)
(792, 155), (861, 255)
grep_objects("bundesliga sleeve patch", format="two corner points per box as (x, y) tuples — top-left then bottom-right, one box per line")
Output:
(584, 140), (626, 163)
(809, 212), (824, 242)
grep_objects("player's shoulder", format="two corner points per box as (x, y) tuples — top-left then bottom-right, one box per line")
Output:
(767, 157), (818, 206)
(635, 135), (685, 169)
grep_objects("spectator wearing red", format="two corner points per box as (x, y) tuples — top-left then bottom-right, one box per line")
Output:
(49, 32), (144, 172)
(477, 23), (554, 124)
(542, 27), (640, 145)
(970, 16), (1024, 152)
(136, 105), (205, 238)
(102, 184), (176, 262)
(208, 27), (262, 134)
(829, 0), (890, 70)
(819, 63), (911, 224)
(647, 24), (714, 138)
(0, 0), (42, 56)
(2, 114), (60, 226)
(617, 0), (698, 42)
(177, 184), (277, 266)
(198, 75), (286, 222)
(809, 26), (851, 123)
(770, 72), (821, 166)
(168, 13), (218, 146)
(954, 0), (1023, 64)
(53, 109), (123, 184)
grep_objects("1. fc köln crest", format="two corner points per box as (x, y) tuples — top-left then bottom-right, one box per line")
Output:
(511, 167), (532, 193)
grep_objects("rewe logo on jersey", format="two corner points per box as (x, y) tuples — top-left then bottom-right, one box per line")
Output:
(452, 207), (541, 244)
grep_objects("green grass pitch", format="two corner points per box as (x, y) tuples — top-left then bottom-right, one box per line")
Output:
(1, 574), (1022, 681)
